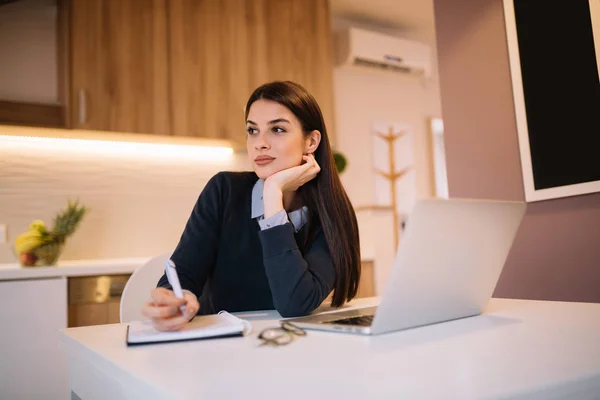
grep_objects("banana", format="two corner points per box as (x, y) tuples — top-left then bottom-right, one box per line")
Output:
(29, 220), (47, 234)
(15, 230), (44, 254)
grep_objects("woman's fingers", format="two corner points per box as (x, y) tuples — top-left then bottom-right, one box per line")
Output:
(301, 154), (319, 177)
(305, 154), (320, 173)
(182, 291), (200, 320)
(265, 153), (321, 192)
(311, 156), (321, 175)
(305, 155), (320, 181)
(301, 155), (314, 170)
(141, 302), (180, 319)
(150, 287), (173, 303)
(150, 287), (186, 307)
(140, 288), (200, 332)
(287, 156), (318, 190)
(151, 314), (189, 332)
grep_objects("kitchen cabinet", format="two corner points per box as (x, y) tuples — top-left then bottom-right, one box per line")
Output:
(70, 0), (336, 143)
(0, 258), (145, 400)
(2, 0), (335, 143)
(0, 0), (171, 133)
(69, 0), (171, 135)
(168, 0), (336, 145)
(0, 277), (69, 400)
(0, 0), (68, 128)
(68, 274), (130, 327)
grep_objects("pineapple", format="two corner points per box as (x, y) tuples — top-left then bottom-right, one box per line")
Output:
(32, 200), (88, 265)
(50, 199), (88, 244)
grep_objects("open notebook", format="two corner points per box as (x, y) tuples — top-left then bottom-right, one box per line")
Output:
(126, 311), (252, 346)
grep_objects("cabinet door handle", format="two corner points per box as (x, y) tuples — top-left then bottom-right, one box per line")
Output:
(78, 89), (87, 125)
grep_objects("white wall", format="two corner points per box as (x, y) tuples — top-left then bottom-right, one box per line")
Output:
(332, 18), (442, 293)
(0, 127), (249, 263)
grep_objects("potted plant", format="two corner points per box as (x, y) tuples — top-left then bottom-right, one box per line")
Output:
(333, 151), (347, 174)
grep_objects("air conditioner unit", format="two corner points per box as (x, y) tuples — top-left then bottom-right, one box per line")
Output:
(334, 27), (432, 78)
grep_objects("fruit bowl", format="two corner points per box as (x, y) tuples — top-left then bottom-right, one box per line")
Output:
(14, 200), (87, 267)
(19, 243), (64, 267)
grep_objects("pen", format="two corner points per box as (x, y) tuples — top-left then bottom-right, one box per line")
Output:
(165, 259), (187, 314)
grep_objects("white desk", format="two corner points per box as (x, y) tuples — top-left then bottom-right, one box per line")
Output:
(60, 298), (600, 400)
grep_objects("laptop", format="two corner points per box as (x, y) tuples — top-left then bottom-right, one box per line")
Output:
(286, 198), (527, 335)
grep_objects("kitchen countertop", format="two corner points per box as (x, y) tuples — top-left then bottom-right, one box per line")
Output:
(0, 257), (151, 281)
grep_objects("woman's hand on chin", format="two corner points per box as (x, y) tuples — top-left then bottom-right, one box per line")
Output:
(264, 154), (320, 193)
(262, 154), (320, 218)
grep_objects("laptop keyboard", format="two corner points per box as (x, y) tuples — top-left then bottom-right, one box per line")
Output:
(330, 315), (374, 327)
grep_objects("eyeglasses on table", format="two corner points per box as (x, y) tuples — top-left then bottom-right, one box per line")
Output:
(258, 321), (307, 346)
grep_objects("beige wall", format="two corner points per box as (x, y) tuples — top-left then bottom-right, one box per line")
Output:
(434, 0), (600, 302)
(332, 17), (442, 293)
(0, 127), (249, 264)
(334, 65), (434, 293)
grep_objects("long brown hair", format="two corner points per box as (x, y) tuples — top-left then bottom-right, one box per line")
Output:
(245, 81), (361, 307)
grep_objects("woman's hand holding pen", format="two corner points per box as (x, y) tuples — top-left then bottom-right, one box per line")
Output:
(141, 287), (199, 331)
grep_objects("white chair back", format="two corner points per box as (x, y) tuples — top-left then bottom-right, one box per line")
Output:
(120, 253), (170, 323)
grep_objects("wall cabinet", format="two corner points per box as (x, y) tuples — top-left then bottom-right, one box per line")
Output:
(69, 0), (171, 135)
(0, 0), (68, 128)
(1, 0), (335, 143)
(168, 0), (336, 145)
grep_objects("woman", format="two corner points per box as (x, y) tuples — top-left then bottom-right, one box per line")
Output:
(143, 81), (361, 331)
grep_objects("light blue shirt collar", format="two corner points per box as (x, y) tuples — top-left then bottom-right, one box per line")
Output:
(251, 178), (266, 219)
